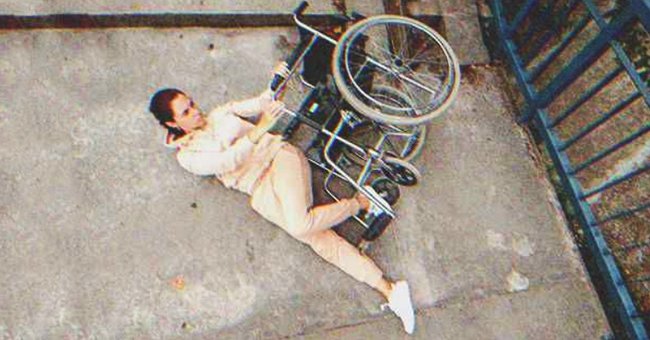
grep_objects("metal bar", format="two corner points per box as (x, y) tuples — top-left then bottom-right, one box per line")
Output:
(281, 108), (379, 159)
(506, 0), (539, 37)
(528, 13), (592, 83)
(532, 109), (648, 339)
(492, 0), (650, 336)
(559, 91), (641, 151)
(357, 157), (374, 185)
(582, 163), (650, 198)
(522, 0), (581, 66)
(597, 201), (650, 225)
(321, 168), (371, 229)
(571, 123), (650, 174)
(583, 0), (650, 109)
(522, 29), (552, 67)
(491, 0), (539, 124)
(535, 4), (636, 109)
(518, 2), (557, 53)
(273, 36), (319, 98)
(321, 116), (395, 217)
(364, 57), (439, 95)
(308, 158), (348, 182)
(630, 0), (650, 31)
(293, 12), (339, 45)
(549, 65), (624, 128)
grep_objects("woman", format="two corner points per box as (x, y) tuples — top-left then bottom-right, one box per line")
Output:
(148, 82), (415, 334)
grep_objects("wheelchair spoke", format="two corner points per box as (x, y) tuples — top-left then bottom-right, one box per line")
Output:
(398, 79), (421, 113)
(367, 38), (394, 65)
(397, 28), (410, 61)
(407, 45), (429, 65)
(404, 68), (443, 95)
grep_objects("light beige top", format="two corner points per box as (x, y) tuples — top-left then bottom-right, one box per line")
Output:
(165, 95), (286, 195)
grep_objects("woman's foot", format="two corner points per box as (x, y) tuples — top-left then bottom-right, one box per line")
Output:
(384, 281), (416, 334)
(355, 186), (391, 216)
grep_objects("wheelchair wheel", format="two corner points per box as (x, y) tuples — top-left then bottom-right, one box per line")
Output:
(332, 15), (460, 126)
(341, 85), (426, 167)
(380, 156), (421, 186)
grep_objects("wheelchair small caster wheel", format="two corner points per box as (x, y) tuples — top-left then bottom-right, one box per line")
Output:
(362, 213), (393, 241)
(370, 177), (400, 205)
(380, 156), (421, 186)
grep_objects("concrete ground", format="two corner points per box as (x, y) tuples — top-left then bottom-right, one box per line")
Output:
(0, 0), (612, 337)
(0, 26), (611, 339)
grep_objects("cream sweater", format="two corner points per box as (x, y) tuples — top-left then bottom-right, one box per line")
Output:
(165, 95), (286, 195)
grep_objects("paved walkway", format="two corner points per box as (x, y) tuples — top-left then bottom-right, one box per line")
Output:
(0, 2), (609, 338)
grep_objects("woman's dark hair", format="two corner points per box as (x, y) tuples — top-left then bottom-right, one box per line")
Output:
(149, 88), (186, 138)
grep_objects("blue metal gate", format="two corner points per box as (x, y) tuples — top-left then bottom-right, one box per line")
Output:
(489, 0), (649, 338)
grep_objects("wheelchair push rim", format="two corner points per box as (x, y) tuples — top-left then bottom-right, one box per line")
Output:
(332, 15), (461, 126)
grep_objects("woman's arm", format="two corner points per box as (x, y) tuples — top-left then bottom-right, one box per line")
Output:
(225, 89), (271, 119)
(177, 100), (284, 176)
(227, 62), (289, 119)
(177, 136), (256, 176)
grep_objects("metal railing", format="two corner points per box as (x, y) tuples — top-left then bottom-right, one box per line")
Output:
(490, 0), (649, 338)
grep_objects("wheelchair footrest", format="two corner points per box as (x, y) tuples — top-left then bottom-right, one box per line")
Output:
(361, 213), (393, 241)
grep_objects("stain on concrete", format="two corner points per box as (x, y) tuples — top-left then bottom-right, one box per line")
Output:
(154, 272), (258, 335)
(506, 269), (530, 293)
(246, 239), (255, 263)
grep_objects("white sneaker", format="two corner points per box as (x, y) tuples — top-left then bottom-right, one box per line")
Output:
(387, 281), (415, 334)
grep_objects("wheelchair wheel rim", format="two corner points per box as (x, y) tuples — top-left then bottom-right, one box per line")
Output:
(333, 15), (461, 126)
(346, 18), (455, 114)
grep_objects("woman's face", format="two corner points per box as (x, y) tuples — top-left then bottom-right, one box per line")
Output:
(168, 93), (207, 132)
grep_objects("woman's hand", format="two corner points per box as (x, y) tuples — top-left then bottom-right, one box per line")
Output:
(247, 100), (285, 143)
(272, 61), (291, 78)
(258, 100), (285, 130)
(258, 88), (273, 109)
(265, 61), (291, 101)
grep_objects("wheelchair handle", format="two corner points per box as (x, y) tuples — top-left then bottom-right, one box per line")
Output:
(269, 1), (314, 92)
(269, 37), (314, 92)
(293, 1), (309, 16)
(269, 74), (284, 92)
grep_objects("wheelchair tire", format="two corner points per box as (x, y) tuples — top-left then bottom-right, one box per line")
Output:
(332, 15), (460, 126)
(380, 156), (421, 186)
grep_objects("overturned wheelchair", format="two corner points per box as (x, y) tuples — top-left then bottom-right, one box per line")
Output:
(271, 1), (460, 244)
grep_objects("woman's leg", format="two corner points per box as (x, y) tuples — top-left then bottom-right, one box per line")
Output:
(298, 230), (387, 291)
(269, 145), (360, 236)
(268, 145), (391, 292)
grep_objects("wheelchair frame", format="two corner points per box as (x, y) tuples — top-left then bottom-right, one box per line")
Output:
(268, 1), (457, 239)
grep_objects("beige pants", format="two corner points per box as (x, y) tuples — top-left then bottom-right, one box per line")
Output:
(250, 144), (385, 289)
